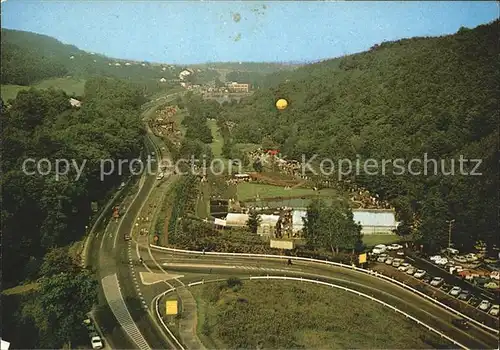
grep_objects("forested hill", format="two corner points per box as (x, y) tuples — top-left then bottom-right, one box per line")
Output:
(0, 29), (180, 87)
(0, 77), (146, 287)
(221, 20), (499, 252)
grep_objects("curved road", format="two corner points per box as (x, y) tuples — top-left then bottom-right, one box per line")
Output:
(141, 247), (498, 350)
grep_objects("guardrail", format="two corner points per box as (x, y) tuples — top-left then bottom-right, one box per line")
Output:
(156, 276), (468, 350)
(153, 288), (185, 350)
(150, 244), (499, 335)
(250, 276), (468, 350)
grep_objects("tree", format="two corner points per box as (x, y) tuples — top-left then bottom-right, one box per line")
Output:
(25, 267), (98, 348)
(303, 199), (362, 254)
(246, 210), (261, 234)
(39, 246), (79, 277)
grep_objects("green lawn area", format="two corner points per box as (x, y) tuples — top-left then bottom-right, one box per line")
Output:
(237, 182), (336, 201)
(173, 110), (187, 136)
(2, 282), (39, 295)
(1, 77), (86, 102)
(362, 234), (402, 247)
(192, 280), (452, 349)
(207, 119), (223, 158)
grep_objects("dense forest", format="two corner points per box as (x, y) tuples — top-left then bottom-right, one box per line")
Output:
(218, 21), (499, 253)
(1, 77), (146, 286)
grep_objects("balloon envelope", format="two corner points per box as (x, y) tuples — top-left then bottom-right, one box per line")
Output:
(276, 98), (288, 110)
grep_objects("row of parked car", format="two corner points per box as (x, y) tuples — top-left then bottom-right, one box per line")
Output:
(375, 253), (499, 317)
(83, 317), (104, 349)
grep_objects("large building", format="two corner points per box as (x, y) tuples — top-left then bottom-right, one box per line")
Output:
(226, 82), (250, 93)
(352, 209), (399, 234)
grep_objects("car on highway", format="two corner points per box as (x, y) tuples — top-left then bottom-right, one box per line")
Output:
(451, 318), (470, 330)
(458, 290), (471, 301)
(413, 269), (426, 279)
(478, 300), (491, 311)
(449, 286), (462, 297)
(430, 277), (444, 287)
(489, 305), (499, 316)
(90, 333), (103, 349)
(406, 266), (416, 275)
(372, 244), (387, 254)
(388, 243), (403, 250)
(398, 263), (410, 272)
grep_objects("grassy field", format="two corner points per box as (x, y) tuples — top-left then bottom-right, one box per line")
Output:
(1, 77), (86, 101)
(362, 234), (402, 247)
(237, 182), (336, 201)
(207, 119), (223, 157)
(193, 280), (452, 349)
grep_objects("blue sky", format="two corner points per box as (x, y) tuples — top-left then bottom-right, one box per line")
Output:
(1, 1), (498, 64)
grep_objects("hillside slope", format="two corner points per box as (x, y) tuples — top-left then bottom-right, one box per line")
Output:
(221, 21), (499, 251)
(0, 29), (181, 95)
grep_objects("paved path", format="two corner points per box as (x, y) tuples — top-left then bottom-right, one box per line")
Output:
(176, 288), (206, 350)
(102, 274), (152, 350)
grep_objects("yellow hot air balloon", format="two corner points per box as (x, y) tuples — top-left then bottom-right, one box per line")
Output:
(276, 98), (288, 110)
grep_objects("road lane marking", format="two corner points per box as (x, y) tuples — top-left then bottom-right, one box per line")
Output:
(102, 274), (151, 350)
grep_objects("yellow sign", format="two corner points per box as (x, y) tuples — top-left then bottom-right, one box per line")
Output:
(275, 98), (288, 110)
(166, 300), (178, 315)
(358, 253), (367, 264)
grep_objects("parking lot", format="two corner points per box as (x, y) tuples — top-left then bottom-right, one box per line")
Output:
(368, 244), (499, 330)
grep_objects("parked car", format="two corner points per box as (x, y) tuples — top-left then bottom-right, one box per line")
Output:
(385, 258), (394, 265)
(430, 255), (441, 262)
(156, 172), (164, 180)
(489, 305), (499, 316)
(396, 250), (405, 256)
(454, 255), (468, 263)
(392, 259), (403, 268)
(398, 263), (410, 272)
(377, 255), (388, 263)
(91, 334), (103, 350)
(444, 247), (460, 255)
(465, 253), (479, 262)
(124, 233), (131, 241)
(479, 300), (491, 311)
(430, 277), (444, 287)
(452, 318), (470, 330)
(435, 257), (448, 266)
(388, 243), (403, 250)
(458, 291), (471, 301)
(413, 270), (426, 279)
(422, 275), (432, 284)
(468, 297), (481, 307)
(440, 284), (452, 293)
(406, 267), (416, 275)
(449, 286), (462, 297)
(372, 244), (387, 254)
(83, 318), (96, 332)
